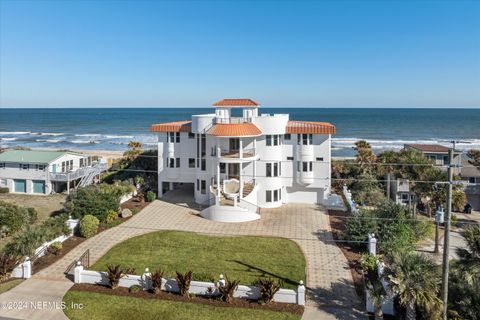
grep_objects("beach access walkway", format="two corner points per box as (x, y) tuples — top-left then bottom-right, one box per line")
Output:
(0, 200), (365, 320)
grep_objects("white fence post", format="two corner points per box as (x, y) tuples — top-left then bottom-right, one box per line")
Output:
(142, 268), (151, 291)
(22, 257), (31, 279)
(368, 233), (377, 255)
(66, 216), (79, 236)
(297, 280), (306, 306)
(217, 274), (225, 288)
(74, 261), (84, 284)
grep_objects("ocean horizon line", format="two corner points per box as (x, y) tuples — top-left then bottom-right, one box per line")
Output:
(1, 106), (479, 109)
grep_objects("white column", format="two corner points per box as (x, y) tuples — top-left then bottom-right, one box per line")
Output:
(297, 280), (306, 305)
(239, 163), (243, 199)
(239, 138), (243, 159)
(74, 261), (83, 284)
(217, 162), (221, 196)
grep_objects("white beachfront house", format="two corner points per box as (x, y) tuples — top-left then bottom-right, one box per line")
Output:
(0, 150), (107, 195)
(150, 99), (336, 222)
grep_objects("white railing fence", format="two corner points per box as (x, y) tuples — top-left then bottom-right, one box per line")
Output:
(342, 185), (358, 214)
(74, 265), (306, 306)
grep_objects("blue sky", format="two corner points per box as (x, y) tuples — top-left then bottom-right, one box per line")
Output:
(0, 0), (479, 108)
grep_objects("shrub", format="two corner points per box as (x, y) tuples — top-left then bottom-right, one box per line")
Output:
(360, 253), (379, 273)
(4, 215), (69, 256)
(65, 183), (132, 222)
(146, 191), (156, 202)
(0, 253), (21, 281)
(254, 278), (280, 304)
(344, 210), (377, 244)
(107, 264), (123, 289)
(151, 269), (164, 294)
(0, 187), (9, 193)
(0, 201), (38, 237)
(175, 271), (192, 297)
(451, 214), (458, 227)
(218, 275), (240, 303)
(129, 285), (141, 293)
(79, 215), (99, 238)
(47, 241), (63, 256)
(105, 210), (118, 224)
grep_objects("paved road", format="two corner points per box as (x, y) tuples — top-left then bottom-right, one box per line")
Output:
(0, 200), (364, 320)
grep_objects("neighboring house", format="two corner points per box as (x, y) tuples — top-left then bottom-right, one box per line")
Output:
(404, 144), (462, 175)
(389, 178), (415, 206)
(0, 150), (107, 195)
(460, 159), (480, 210)
(150, 98), (335, 222)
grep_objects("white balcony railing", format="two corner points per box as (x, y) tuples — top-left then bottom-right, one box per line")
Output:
(50, 163), (107, 181)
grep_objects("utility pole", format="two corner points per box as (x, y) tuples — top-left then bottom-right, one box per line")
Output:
(441, 148), (453, 319)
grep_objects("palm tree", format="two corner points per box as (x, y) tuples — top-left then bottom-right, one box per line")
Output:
(384, 251), (441, 320)
(377, 150), (398, 199)
(455, 225), (480, 285)
(354, 140), (376, 174)
(367, 280), (386, 320)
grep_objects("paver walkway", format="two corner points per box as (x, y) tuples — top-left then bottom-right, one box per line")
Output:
(0, 200), (364, 319)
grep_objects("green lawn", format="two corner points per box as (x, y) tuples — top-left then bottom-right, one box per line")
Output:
(63, 290), (301, 320)
(91, 231), (305, 289)
(0, 279), (24, 294)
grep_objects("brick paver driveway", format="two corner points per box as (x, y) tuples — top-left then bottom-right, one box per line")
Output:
(0, 200), (364, 320)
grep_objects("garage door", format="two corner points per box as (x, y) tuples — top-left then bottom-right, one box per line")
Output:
(32, 180), (45, 194)
(14, 179), (26, 193)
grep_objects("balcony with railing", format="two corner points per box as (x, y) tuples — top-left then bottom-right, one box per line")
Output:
(219, 147), (256, 159)
(49, 163), (107, 182)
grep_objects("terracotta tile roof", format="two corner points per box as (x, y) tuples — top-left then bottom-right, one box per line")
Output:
(150, 120), (192, 132)
(207, 123), (262, 137)
(405, 144), (450, 153)
(286, 121), (336, 134)
(212, 99), (260, 107)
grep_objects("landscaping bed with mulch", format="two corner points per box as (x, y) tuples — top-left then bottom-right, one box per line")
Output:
(327, 209), (365, 300)
(32, 197), (149, 274)
(31, 235), (87, 273)
(70, 283), (304, 315)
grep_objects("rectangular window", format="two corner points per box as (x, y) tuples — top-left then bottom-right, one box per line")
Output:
(273, 189), (278, 202)
(19, 163), (29, 170)
(266, 135), (272, 146)
(176, 158), (180, 168)
(273, 135), (279, 146)
(284, 134), (291, 140)
(201, 134), (206, 157)
(297, 161), (300, 172)
(200, 180), (206, 194)
(70, 160), (73, 171)
(35, 164), (45, 171)
(188, 132), (195, 139)
(469, 177), (476, 184)
(61, 161), (66, 172)
(266, 190), (271, 202)
(297, 134), (301, 145)
(201, 159), (206, 171)
(220, 163), (226, 174)
(309, 161), (313, 171)
(266, 163), (272, 177)
(302, 134), (308, 145)
(316, 157), (324, 161)
(176, 132), (180, 143)
(169, 158), (175, 168)
(0, 162), (5, 168)
(279, 189), (282, 200)
(273, 162), (279, 176)
(196, 179), (200, 191)
(303, 162), (308, 172)
(189, 158), (195, 168)
(287, 156), (294, 161)
(168, 132), (174, 143)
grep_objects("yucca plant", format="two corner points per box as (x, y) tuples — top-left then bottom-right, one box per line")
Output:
(218, 275), (240, 303)
(254, 278), (280, 304)
(0, 253), (20, 281)
(175, 271), (192, 297)
(151, 269), (164, 294)
(106, 264), (129, 289)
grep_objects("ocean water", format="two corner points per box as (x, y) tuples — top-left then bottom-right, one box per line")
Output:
(0, 108), (479, 157)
